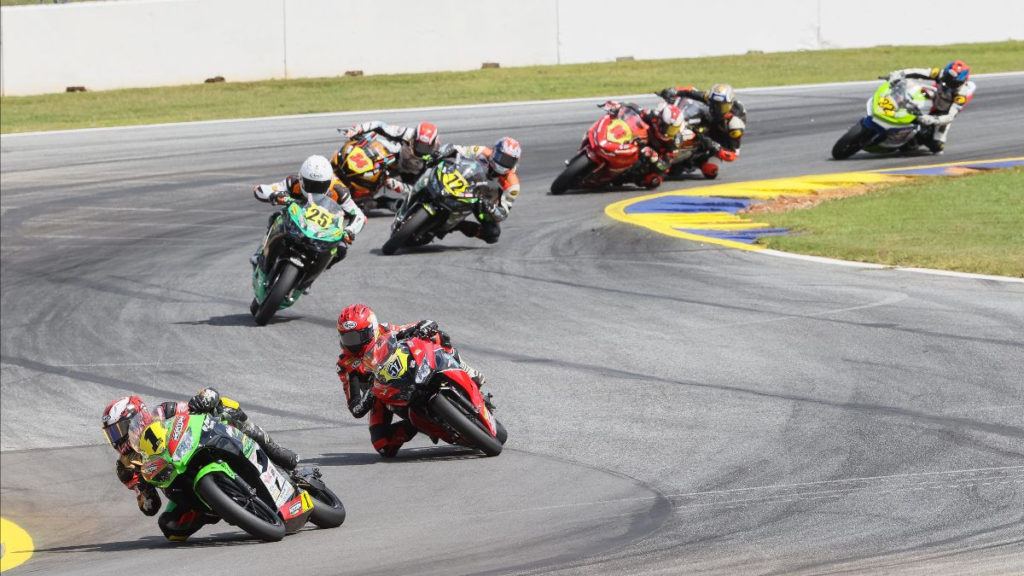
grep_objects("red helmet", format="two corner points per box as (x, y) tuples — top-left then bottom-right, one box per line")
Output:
(338, 304), (380, 356)
(102, 396), (147, 454)
(651, 102), (684, 143)
(490, 137), (521, 176)
(412, 122), (440, 157)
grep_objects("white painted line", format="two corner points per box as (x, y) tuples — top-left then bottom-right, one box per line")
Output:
(5, 72), (1022, 138)
(761, 249), (1024, 283)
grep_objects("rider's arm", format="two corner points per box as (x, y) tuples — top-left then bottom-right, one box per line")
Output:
(336, 188), (367, 239)
(253, 177), (292, 204)
(889, 67), (937, 81)
(490, 173), (520, 222)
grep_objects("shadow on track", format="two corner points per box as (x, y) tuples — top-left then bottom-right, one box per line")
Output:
(315, 445), (491, 466)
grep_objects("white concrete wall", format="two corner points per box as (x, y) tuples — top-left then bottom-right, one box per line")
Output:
(1, 0), (1019, 96)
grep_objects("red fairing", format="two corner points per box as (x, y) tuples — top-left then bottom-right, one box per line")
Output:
(440, 365), (497, 436)
(577, 105), (649, 185)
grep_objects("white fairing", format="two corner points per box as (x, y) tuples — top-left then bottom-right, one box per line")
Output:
(245, 442), (296, 507)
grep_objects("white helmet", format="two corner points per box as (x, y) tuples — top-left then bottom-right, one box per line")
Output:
(299, 155), (333, 196)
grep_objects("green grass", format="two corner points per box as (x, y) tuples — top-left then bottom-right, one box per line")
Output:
(2, 40), (1022, 133)
(755, 168), (1024, 277)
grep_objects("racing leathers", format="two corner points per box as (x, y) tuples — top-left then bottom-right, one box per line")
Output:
(343, 121), (433, 186)
(886, 68), (976, 153)
(252, 175), (366, 269)
(659, 86), (746, 178)
(115, 389), (299, 541)
(338, 321), (486, 457)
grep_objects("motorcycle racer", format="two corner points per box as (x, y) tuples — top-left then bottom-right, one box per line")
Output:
(595, 101), (685, 189)
(885, 60), (975, 153)
(336, 304), (487, 457)
(415, 137), (522, 244)
(658, 83), (746, 179)
(251, 155), (366, 271)
(101, 389), (299, 540)
(339, 121), (440, 186)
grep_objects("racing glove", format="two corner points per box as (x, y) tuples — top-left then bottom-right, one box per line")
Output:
(351, 390), (375, 419)
(137, 483), (161, 516)
(658, 87), (679, 101)
(188, 388), (221, 414)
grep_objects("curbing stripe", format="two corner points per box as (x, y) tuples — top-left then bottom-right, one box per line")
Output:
(606, 157), (1024, 281)
(0, 518), (34, 572)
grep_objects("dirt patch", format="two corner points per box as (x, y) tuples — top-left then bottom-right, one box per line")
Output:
(741, 184), (882, 214)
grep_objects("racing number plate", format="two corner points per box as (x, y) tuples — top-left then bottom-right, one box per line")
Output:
(304, 204), (334, 227)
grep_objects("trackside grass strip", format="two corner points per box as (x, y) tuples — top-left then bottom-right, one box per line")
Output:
(1, 41), (1022, 133)
(754, 168), (1024, 278)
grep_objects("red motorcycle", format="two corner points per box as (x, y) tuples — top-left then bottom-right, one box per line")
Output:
(550, 101), (652, 194)
(370, 335), (506, 457)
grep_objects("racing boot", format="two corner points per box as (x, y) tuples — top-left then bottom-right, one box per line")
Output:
(242, 422), (299, 470)
(456, 219), (482, 238)
(700, 161), (719, 180)
(636, 172), (663, 190)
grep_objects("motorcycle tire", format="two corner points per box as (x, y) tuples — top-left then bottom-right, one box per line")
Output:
(252, 262), (300, 326)
(428, 393), (503, 457)
(382, 207), (431, 256)
(550, 154), (595, 195)
(196, 472), (286, 542)
(832, 123), (870, 160)
(306, 486), (346, 529)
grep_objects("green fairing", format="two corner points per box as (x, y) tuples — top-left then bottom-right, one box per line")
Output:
(287, 202), (346, 241)
(871, 83), (921, 126)
(139, 413), (208, 488)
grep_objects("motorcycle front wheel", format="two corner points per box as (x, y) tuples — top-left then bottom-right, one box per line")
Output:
(196, 472), (286, 542)
(832, 123), (871, 160)
(550, 154), (595, 195)
(252, 261), (300, 326)
(305, 486), (346, 529)
(382, 207), (431, 256)
(428, 393), (503, 457)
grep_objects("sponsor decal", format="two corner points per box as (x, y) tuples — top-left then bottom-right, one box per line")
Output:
(171, 415), (186, 441)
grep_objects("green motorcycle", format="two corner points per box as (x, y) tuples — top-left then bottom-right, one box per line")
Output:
(251, 194), (350, 326)
(132, 411), (345, 542)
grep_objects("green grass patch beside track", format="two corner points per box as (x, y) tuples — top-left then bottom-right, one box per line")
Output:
(755, 168), (1024, 278)
(1, 41), (1022, 133)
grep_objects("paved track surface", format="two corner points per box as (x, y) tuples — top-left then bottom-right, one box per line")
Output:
(2, 75), (1023, 575)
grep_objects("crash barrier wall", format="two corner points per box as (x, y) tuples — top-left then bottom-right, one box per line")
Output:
(1, 0), (1019, 96)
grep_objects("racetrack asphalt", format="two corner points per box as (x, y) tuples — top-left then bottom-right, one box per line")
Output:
(1, 74), (1023, 575)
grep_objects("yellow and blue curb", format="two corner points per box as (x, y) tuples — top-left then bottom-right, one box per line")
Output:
(0, 518), (34, 572)
(605, 157), (1024, 250)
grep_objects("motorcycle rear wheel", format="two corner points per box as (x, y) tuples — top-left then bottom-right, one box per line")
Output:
(252, 262), (300, 326)
(832, 123), (870, 160)
(196, 472), (286, 542)
(428, 393), (503, 457)
(382, 207), (431, 256)
(550, 154), (595, 195)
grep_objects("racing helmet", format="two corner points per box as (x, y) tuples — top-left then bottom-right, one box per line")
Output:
(708, 83), (736, 116)
(651, 101), (684, 142)
(333, 140), (386, 193)
(338, 304), (380, 357)
(940, 60), (970, 88)
(299, 155), (333, 196)
(412, 122), (440, 157)
(102, 396), (147, 454)
(489, 137), (521, 176)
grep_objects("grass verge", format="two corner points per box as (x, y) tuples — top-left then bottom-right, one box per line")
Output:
(2, 41), (1022, 133)
(754, 168), (1024, 278)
